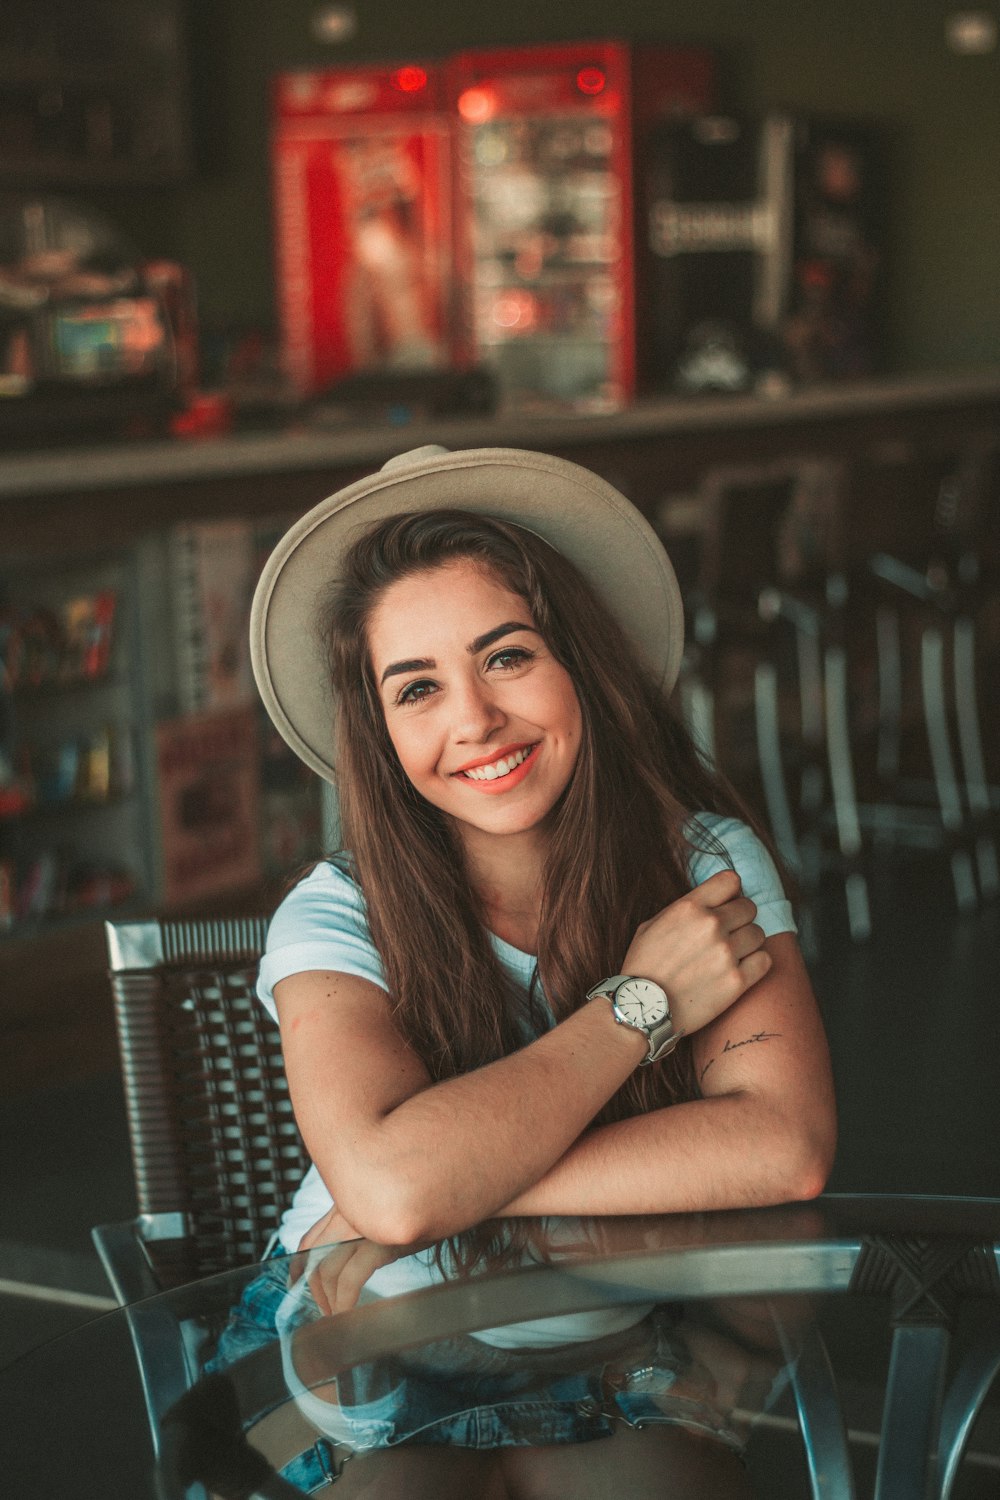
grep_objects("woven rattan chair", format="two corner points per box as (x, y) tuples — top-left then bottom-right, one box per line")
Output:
(92, 915), (310, 1462)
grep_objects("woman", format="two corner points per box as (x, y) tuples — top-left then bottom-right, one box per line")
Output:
(226, 444), (836, 1495)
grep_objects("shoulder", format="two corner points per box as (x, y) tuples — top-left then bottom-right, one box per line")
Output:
(265, 856), (367, 947)
(257, 856), (387, 1018)
(685, 814), (796, 938)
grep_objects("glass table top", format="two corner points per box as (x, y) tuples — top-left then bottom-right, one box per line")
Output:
(1, 1195), (999, 1498)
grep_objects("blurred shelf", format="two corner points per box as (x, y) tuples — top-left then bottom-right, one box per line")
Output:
(2, 369), (999, 503)
(0, 789), (137, 826)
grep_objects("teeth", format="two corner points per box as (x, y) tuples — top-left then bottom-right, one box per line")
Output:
(463, 746), (532, 781)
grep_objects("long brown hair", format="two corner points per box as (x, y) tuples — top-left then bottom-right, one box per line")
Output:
(325, 508), (776, 1128)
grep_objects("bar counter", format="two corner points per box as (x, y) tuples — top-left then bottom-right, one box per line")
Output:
(4, 369), (1000, 555)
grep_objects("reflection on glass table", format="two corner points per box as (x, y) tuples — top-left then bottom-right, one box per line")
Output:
(2, 1196), (999, 1499)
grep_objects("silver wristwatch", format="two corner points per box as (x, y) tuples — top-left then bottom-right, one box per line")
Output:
(586, 974), (680, 1065)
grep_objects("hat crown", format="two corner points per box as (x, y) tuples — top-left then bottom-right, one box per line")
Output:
(380, 445), (451, 474)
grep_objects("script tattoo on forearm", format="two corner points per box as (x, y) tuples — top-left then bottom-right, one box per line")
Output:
(699, 1031), (783, 1085)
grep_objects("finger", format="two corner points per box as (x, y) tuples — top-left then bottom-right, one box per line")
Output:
(332, 1251), (375, 1313)
(737, 949), (773, 991)
(288, 1248), (312, 1286)
(311, 1240), (366, 1316)
(690, 869), (742, 907)
(729, 922), (766, 961)
(303, 1242), (354, 1311)
(309, 1267), (333, 1316)
(717, 896), (758, 934)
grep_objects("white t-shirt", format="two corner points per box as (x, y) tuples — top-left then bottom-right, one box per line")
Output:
(259, 814), (795, 1345)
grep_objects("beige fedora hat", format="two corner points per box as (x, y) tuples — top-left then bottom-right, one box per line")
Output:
(250, 445), (684, 785)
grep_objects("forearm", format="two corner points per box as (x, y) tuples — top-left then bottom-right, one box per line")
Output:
(500, 1089), (833, 1219)
(332, 1000), (647, 1243)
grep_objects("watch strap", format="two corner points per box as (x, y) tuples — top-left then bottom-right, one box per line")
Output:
(586, 974), (680, 1064)
(585, 974), (632, 1001)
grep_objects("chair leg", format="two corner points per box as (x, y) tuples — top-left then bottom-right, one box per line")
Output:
(754, 660), (802, 874)
(952, 615), (1000, 898)
(796, 626), (825, 757)
(795, 626), (828, 833)
(920, 626), (977, 911)
(937, 1318), (1000, 1500)
(823, 645), (872, 941)
(772, 1310), (857, 1500)
(875, 604), (903, 793)
(875, 1324), (950, 1500)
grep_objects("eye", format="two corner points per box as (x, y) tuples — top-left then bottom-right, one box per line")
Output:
(396, 678), (437, 706)
(486, 646), (534, 672)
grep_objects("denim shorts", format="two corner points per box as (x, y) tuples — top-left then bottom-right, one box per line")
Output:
(207, 1257), (757, 1493)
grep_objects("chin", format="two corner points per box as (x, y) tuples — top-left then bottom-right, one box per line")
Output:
(450, 802), (553, 840)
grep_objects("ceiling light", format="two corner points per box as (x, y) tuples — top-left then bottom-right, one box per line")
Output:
(945, 11), (998, 53)
(311, 4), (358, 43)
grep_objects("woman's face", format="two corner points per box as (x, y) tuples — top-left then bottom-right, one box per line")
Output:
(366, 557), (583, 848)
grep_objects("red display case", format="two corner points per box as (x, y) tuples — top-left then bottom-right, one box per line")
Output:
(271, 64), (454, 395)
(449, 41), (716, 411)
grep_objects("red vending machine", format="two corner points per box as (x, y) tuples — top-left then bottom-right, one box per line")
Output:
(271, 64), (454, 395)
(449, 42), (716, 412)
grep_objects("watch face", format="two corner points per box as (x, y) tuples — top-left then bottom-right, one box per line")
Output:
(617, 979), (668, 1027)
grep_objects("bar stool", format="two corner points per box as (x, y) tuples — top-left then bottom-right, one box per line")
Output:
(674, 457), (872, 951)
(831, 444), (999, 911)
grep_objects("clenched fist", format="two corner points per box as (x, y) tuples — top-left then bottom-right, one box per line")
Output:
(621, 869), (771, 1037)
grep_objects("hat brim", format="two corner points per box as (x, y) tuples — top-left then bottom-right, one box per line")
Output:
(250, 447), (684, 785)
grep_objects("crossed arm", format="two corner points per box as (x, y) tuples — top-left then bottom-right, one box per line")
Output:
(499, 933), (834, 1219)
(274, 873), (836, 1249)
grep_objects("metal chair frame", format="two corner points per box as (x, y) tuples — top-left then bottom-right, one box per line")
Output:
(678, 456), (872, 949)
(842, 445), (1000, 912)
(92, 915), (310, 1465)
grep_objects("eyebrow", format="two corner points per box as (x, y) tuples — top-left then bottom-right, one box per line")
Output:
(378, 621), (538, 686)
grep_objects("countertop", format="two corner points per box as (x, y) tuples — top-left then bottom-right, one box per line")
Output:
(3, 368), (999, 502)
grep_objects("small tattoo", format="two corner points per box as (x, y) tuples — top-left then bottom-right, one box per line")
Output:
(723, 1031), (783, 1053)
(700, 1031), (781, 1086)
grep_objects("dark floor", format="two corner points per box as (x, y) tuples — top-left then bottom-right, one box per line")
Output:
(0, 847), (998, 1494)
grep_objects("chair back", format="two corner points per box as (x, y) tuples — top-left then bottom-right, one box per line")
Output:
(105, 917), (310, 1286)
(696, 459), (822, 608)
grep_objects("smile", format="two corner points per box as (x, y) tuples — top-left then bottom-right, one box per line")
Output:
(455, 743), (539, 789)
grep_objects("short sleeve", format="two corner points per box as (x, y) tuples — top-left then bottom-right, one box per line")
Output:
(686, 815), (796, 937)
(257, 860), (388, 1020)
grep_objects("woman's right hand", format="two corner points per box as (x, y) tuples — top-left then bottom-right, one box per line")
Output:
(620, 869), (770, 1036)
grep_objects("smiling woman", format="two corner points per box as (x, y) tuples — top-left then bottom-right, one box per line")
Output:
(367, 558), (582, 847)
(215, 445), (836, 1496)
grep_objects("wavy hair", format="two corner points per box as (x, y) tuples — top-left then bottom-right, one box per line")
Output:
(324, 508), (776, 1132)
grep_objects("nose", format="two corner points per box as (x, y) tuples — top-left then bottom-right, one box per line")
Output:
(451, 674), (506, 744)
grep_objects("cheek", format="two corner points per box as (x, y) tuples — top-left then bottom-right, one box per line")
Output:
(553, 676), (583, 751)
(568, 709), (584, 762)
(385, 718), (437, 781)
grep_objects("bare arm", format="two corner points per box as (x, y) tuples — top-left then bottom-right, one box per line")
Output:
(500, 933), (836, 1217)
(275, 870), (766, 1245)
(278, 968), (646, 1245)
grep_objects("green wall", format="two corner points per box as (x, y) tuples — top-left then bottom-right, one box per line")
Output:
(95, 0), (1000, 372)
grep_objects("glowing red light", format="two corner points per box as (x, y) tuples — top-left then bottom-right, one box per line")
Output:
(457, 87), (497, 124)
(575, 67), (606, 96)
(392, 65), (428, 93)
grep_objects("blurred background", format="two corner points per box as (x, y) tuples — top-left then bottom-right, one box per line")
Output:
(1, 0), (998, 1383)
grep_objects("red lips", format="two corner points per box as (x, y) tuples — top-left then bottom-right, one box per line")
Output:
(452, 741), (538, 775)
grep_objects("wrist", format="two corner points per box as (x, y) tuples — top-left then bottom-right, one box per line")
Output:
(587, 987), (652, 1063)
(587, 974), (681, 1064)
